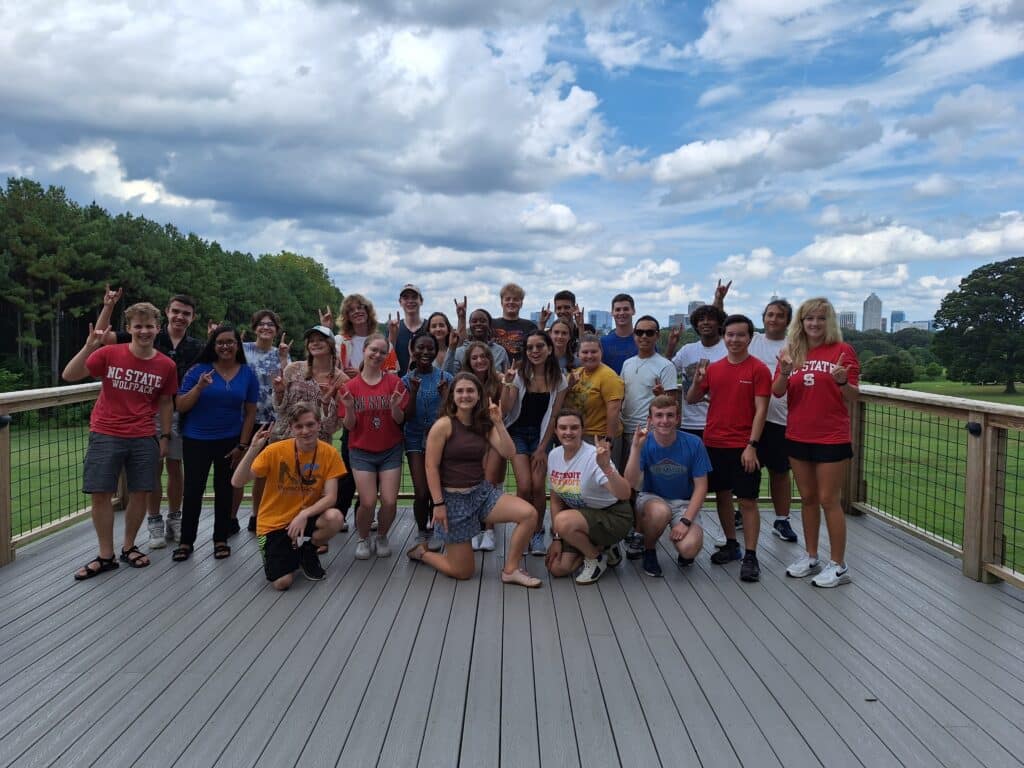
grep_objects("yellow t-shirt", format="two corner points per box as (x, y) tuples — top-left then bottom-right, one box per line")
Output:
(251, 439), (347, 536)
(567, 364), (624, 436)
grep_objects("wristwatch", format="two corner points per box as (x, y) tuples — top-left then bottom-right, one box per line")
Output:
(679, 518), (692, 527)
(747, 440), (759, 448)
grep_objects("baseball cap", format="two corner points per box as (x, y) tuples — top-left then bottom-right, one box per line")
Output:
(399, 284), (423, 301)
(303, 325), (333, 339)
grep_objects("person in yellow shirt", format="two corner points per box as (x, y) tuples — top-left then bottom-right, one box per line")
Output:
(567, 334), (624, 444)
(232, 402), (346, 590)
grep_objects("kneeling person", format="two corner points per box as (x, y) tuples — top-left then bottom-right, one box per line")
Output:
(232, 403), (346, 590)
(624, 396), (711, 577)
(546, 409), (633, 584)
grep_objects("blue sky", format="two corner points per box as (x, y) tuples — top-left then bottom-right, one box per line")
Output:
(2, 0), (1022, 328)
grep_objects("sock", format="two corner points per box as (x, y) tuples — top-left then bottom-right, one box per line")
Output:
(775, 515), (789, 522)
(745, 548), (757, 558)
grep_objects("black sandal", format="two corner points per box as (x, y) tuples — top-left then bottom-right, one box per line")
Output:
(74, 555), (119, 581)
(214, 543), (232, 559)
(119, 545), (150, 568)
(172, 545), (193, 562)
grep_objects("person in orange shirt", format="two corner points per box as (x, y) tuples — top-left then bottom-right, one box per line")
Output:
(232, 402), (346, 590)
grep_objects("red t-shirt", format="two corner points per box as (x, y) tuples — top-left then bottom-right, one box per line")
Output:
(697, 355), (771, 449)
(340, 373), (409, 453)
(86, 344), (178, 438)
(781, 342), (860, 444)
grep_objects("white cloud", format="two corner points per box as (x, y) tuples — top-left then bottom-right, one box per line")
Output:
(716, 247), (777, 279)
(584, 28), (652, 70)
(520, 202), (579, 233)
(897, 84), (1016, 139)
(913, 173), (960, 197)
(697, 83), (743, 107)
(889, 0), (1016, 31)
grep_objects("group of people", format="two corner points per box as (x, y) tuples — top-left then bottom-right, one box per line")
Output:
(64, 278), (859, 591)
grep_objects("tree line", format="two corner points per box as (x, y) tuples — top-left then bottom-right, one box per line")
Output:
(1, 177), (342, 389)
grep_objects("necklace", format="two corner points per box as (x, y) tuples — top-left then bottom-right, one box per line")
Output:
(294, 440), (319, 487)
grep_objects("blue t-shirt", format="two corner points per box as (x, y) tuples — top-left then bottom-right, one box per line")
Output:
(601, 332), (638, 375)
(402, 367), (453, 438)
(179, 363), (259, 440)
(639, 430), (712, 501)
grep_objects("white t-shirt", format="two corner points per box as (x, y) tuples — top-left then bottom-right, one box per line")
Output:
(620, 353), (678, 434)
(672, 339), (726, 430)
(748, 333), (788, 426)
(548, 442), (619, 509)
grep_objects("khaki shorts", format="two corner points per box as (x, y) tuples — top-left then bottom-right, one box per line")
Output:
(561, 499), (633, 554)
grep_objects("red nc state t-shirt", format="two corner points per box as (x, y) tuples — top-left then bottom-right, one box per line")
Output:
(696, 355), (772, 449)
(340, 373), (409, 453)
(86, 344), (178, 438)
(780, 342), (860, 444)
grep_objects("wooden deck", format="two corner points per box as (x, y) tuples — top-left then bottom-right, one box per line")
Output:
(2, 506), (1024, 768)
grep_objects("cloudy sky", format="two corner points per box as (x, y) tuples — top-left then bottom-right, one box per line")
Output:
(3, 0), (1023, 327)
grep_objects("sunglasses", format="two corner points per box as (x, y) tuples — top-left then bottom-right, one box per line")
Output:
(633, 328), (658, 337)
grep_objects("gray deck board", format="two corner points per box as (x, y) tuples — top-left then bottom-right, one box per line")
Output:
(0, 506), (1023, 767)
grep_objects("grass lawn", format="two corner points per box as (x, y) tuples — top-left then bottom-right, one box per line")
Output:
(903, 380), (1024, 406)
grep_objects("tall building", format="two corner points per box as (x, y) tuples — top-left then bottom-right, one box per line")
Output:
(587, 310), (612, 331)
(880, 318), (887, 333)
(890, 310), (906, 332)
(839, 311), (857, 330)
(863, 292), (882, 331)
(668, 313), (689, 330)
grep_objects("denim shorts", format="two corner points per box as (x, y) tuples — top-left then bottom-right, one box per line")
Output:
(349, 442), (404, 472)
(441, 483), (504, 544)
(83, 432), (160, 494)
(404, 429), (426, 454)
(509, 424), (541, 455)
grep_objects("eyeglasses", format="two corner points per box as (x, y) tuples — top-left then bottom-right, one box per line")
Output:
(215, 340), (238, 347)
(633, 328), (658, 337)
(256, 321), (277, 328)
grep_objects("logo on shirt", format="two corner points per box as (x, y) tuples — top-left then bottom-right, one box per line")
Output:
(649, 458), (688, 478)
(105, 366), (165, 395)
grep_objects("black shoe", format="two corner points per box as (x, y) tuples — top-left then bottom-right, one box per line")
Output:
(740, 552), (760, 582)
(710, 540), (742, 565)
(228, 518), (241, 537)
(677, 554), (694, 568)
(605, 543), (622, 568)
(772, 518), (798, 542)
(299, 542), (326, 581)
(624, 531), (644, 560)
(734, 509), (743, 530)
(247, 515), (257, 533)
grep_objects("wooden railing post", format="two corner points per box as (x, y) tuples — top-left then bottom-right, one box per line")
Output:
(843, 398), (866, 515)
(0, 413), (15, 566)
(962, 412), (998, 582)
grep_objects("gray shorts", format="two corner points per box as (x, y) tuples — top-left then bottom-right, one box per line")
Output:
(441, 483), (504, 544)
(152, 411), (183, 461)
(636, 492), (701, 527)
(83, 432), (160, 494)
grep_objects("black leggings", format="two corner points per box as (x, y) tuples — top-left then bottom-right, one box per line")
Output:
(181, 435), (238, 546)
(336, 429), (356, 515)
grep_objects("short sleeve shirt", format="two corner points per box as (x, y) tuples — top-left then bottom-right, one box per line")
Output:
(672, 339), (726, 430)
(179, 363), (259, 440)
(567, 364), (624, 437)
(243, 342), (287, 424)
(402, 367), (454, 438)
(491, 318), (537, 363)
(748, 334), (787, 426)
(783, 342), (860, 444)
(86, 344), (177, 438)
(620, 354), (678, 434)
(639, 431), (712, 501)
(251, 439), (347, 536)
(548, 443), (619, 509)
(695, 356), (772, 449)
(341, 373), (409, 452)
(600, 332), (637, 375)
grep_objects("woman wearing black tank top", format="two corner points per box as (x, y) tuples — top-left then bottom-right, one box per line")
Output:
(407, 372), (542, 587)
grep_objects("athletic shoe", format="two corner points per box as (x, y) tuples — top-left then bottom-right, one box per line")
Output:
(575, 553), (605, 584)
(147, 514), (166, 549)
(299, 542), (326, 580)
(624, 531), (644, 560)
(710, 540), (742, 565)
(772, 518), (798, 543)
(355, 538), (372, 560)
(734, 509), (743, 530)
(471, 532), (484, 551)
(529, 532), (547, 556)
(247, 515), (257, 533)
(677, 554), (694, 568)
(811, 561), (851, 588)
(642, 549), (662, 578)
(165, 512), (182, 544)
(427, 528), (444, 552)
(605, 543), (622, 567)
(375, 533), (391, 557)
(740, 551), (760, 582)
(370, 517), (379, 532)
(479, 529), (496, 551)
(228, 517), (241, 537)
(785, 553), (821, 578)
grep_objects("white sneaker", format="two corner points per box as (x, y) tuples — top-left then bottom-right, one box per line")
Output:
(786, 553), (821, 578)
(427, 530), (444, 552)
(575, 553), (605, 585)
(355, 538), (372, 560)
(166, 513), (182, 543)
(471, 532), (484, 551)
(375, 533), (391, 557)
(812, 561), (851, 588)
(479, 529), (496, 551)
(147, 515), (166, 549)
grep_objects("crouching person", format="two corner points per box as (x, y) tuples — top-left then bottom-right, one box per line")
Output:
(545, 409), (633, 585)
(624, 395), (711, 577)
(232, 402), (346, 590)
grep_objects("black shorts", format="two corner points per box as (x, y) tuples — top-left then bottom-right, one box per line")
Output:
(706, 446), (761, 500)
(786, 440), (853, 464)
(757, 422), (790, 474)
(259, 516), (318, 581)
(682, 427), (704, 441)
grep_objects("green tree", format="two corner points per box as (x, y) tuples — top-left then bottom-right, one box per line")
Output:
(861, 354), (915, 387)
(933, 257), (1024, 394)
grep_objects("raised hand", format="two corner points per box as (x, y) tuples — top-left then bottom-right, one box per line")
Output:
(318, 306), (334, 328)
(594, 436), (613, 470)
(85, 322), (106, 350)
(538, 303), (552, 329)
(387, 313), (399, 345)
(777, 349), (794, 376)
(252, 422), (274, 451)
(566, 368), (580, 389)
(197, 370), (215, 390)
(831, 352), (849, 385)
(102, 284), (123, 307)
(714, 278), (732, 305)
(448, 329), (461, 349)
(667, 323), (683, 349)
(278, 333), (290, 363)
(693, 358), (709, 385)
(390, 387), (405, 409)
(632, 422), (649, 446)
(652, 381), (665, 396)
(488, 401), (503, 422)
(338, 385), (355, 409)
(207, 319), (218, 337)
(408, 375), (422, 393)
(573, 304), (584, 328)
(454, 296), (467, 319)
(437, 377), (449, 399)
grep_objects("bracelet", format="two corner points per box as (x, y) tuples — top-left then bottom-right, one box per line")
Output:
(237, 443), (249, 450)
(431, 499), (446, 507)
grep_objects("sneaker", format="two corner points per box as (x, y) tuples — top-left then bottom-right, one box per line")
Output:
(811, 561), (851, 588)
(529, 532), (547, 556)
(710, 540), (742, 565)
(428, 529), (445, 552)
(479, 529), (496, 551)
(772, 518), (798, 542)
(299, 542), (326, 580)
(247, 515), (257, 533)
(471, 532), (484, 551)
(370, 517), (379, 532)
(734, 509), (743, 530)
(740, 552), (760, 582)
(375, 534), (391, 557)
(677, 554), (694, 568)
(228, 517), (241, 537)
(785, 553), (821, 578)
(624, 531), (644, 560)
(642, 549), (662, 578)
(166, 513), (182, 544)
(575, 553), (605, 584)
(355, 538), (372, 560)
(605, 543), (622, 567)
(147, 514), (166, 549)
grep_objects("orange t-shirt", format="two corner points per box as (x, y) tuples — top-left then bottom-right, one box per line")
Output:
(250, 439), (347, 536)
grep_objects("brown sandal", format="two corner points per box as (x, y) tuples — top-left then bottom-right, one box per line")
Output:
(406, 542), (428, 562)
